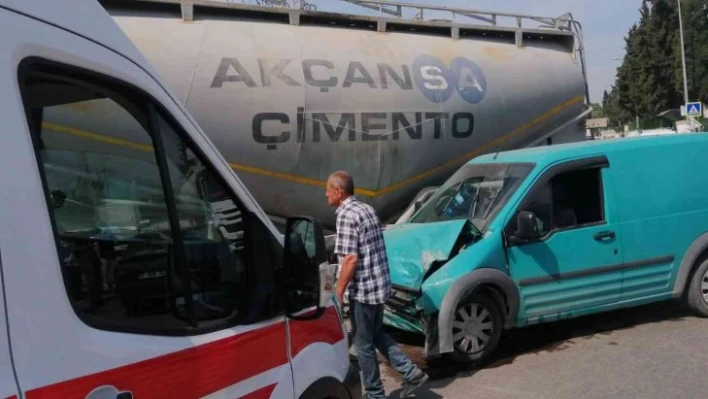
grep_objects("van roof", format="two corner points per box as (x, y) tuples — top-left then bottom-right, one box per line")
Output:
(1, 0), (154, 75)
(473, 132), (708, 166)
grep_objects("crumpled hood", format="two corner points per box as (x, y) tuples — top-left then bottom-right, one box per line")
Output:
(384, 219), (469, 290)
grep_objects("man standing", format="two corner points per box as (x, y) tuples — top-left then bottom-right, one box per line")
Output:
(326, 171), (428, 399)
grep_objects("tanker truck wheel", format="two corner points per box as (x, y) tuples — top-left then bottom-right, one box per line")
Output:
(447, 292), (502, 364)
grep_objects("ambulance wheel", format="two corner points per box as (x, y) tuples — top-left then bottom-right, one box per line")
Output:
(686, 258), (708, 317)
(447, 292), (502, 364)
(299, 377), (349, 399)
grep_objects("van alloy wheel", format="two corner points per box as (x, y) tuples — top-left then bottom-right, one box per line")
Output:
(686, 258), (708, 317)
(446, 292), (503, 364)
(453, 303), (494, 353)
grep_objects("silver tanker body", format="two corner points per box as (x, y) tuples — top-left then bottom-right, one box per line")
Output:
(93, 1), (590, 228)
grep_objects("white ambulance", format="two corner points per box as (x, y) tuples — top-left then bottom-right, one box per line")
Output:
(0, 0), (360, 398)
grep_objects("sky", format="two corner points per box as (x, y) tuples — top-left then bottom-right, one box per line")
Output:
(298, 0), (645, 104)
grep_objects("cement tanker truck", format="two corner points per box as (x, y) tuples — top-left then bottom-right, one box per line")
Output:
(91, 0), (590, 228)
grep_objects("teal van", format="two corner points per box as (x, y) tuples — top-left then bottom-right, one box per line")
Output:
(382, 133), (708, 363)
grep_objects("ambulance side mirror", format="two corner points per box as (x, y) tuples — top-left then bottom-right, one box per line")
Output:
(50, 189), (67, 209)
(283, 216), (334, 320)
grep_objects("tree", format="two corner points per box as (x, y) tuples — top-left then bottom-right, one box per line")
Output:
(607, 0), (708, 126)
(677, 0), (708, 104)
(647, 0), (681, 113)
(604, 86), (631, 129)
(591, 103), (605, 118)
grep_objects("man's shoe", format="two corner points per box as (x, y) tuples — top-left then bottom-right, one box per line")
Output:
(400, 371), (428, 398)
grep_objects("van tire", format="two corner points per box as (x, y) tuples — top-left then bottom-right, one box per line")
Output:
(446, 292), (503, 364)
(686, 258), (708, 317)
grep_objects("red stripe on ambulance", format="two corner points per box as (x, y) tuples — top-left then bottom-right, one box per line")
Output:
(289, 307), (345, 358)
(25, 322), (288, 399)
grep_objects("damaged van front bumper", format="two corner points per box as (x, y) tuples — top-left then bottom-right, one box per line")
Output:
(382, 219), (483, 358)
(383, 284), (424, 334)
(382, 285), (447, 358)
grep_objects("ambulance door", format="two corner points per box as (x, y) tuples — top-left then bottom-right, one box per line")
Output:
(0, 7), (293, 398)
(0, 256), (19, 399)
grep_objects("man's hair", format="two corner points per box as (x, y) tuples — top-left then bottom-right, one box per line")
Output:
(328, 171), (355, 196)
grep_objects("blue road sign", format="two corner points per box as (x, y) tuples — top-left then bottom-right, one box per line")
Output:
(686, 102), (702, 116)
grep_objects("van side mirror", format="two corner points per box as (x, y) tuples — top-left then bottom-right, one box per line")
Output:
(414, 190), (436, 211)
(509, 210), (541, 244)
(283, 216), (335, 320)
(414, 199), (423, 212)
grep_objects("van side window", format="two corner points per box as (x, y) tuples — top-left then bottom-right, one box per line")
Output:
(509, 166), (604, 238)
(19, 61), (281, 335)
(519, 183), (553, 236)
(550, 168), (604, 228)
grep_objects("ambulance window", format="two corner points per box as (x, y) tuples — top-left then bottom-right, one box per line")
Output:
(153, 111), (284, 326)
(19, 61), (281, 335)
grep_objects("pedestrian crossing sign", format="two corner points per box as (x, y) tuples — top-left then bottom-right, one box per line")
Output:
(686, 102), (702, 117)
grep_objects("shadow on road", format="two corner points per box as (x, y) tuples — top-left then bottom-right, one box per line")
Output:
(375, 299), (696, 396)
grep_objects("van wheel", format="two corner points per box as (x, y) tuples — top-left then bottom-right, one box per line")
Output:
(447, 292), (502, 364)
(686, 258), (708, 317)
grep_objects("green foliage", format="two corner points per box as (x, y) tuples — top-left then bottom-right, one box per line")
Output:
(591, 103), (605, 118)
(605, 0), (708, 127)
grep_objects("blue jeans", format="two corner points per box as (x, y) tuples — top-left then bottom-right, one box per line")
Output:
(350, 301), (419, 399)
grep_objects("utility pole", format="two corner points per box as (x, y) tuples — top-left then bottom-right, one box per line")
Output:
(678, 0), (690, 106)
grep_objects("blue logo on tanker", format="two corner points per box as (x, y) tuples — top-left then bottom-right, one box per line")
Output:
(413, 55), (487, 104)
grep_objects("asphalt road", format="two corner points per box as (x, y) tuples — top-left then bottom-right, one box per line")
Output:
(358, 300), (708, 398)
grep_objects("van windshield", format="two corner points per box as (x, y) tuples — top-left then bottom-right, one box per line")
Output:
(409, 163), (534, 230)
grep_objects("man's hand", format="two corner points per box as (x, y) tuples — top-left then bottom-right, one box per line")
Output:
(337, 254), (358, 303)
(336, 284), (346, 304)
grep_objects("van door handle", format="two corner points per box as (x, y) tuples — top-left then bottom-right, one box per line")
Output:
(594, 231), (615, 241)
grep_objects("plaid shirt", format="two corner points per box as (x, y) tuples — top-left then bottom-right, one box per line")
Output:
(334, 196), (391, 305)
